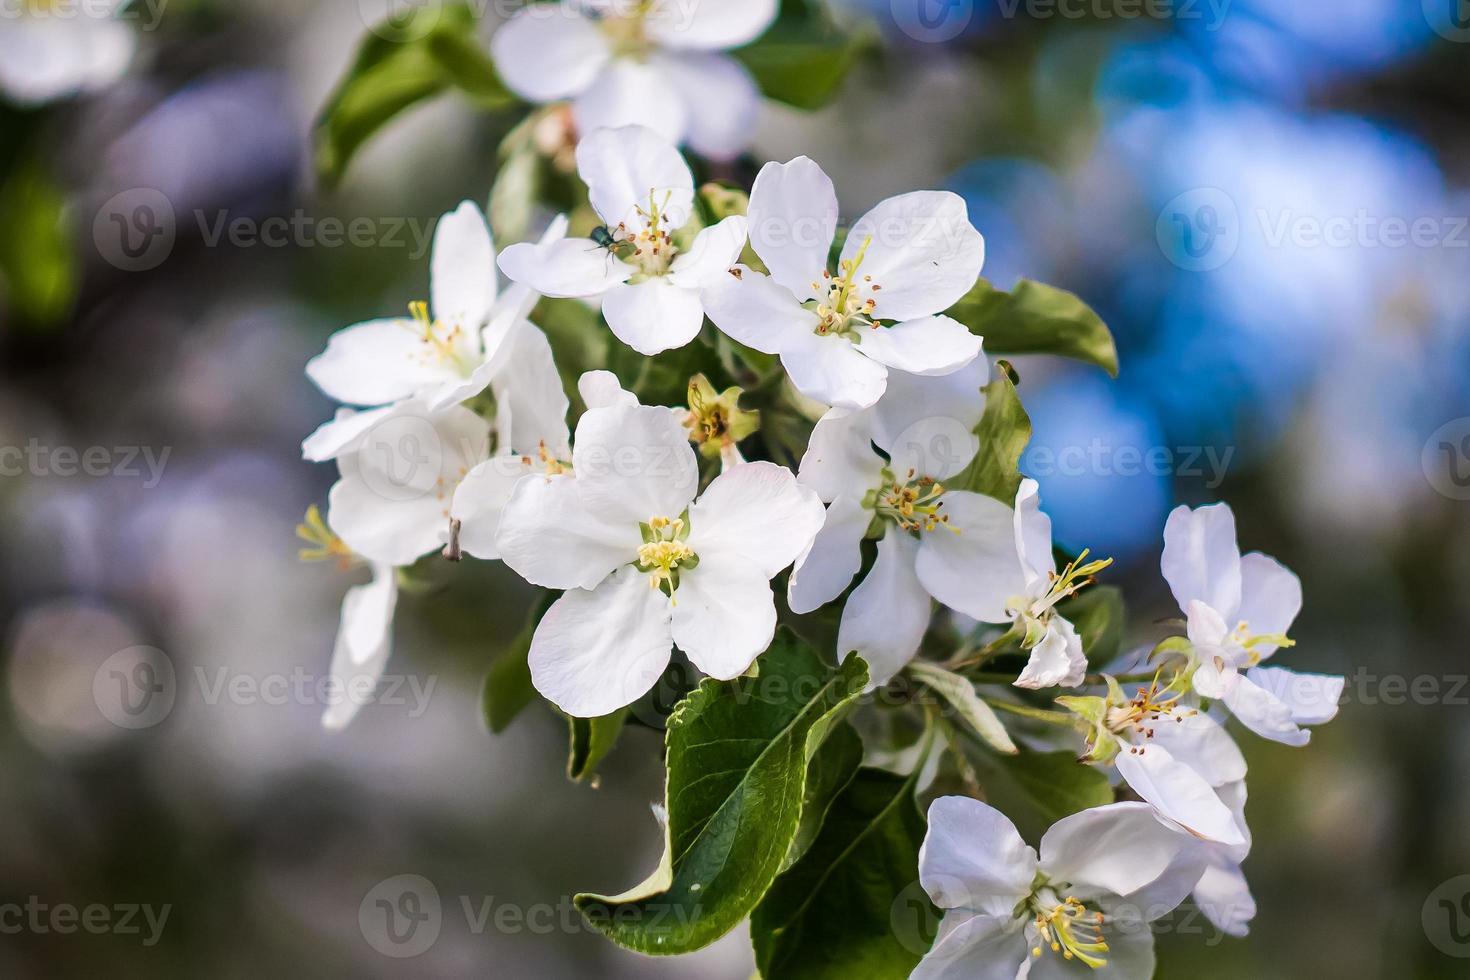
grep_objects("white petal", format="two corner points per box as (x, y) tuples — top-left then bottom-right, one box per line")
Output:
(497, 237), (632, 299)
(0, 16), (132, 105)
(529, 566), (674, 717)
(1193, 861), (1256, 939)
(1245, 666), (1344, 727)
(915, 490), (1026, 624)
(671, 554), (776, 679)
(1190, 642), (1239, 701)
(306, 319), (456, 406)
(302, 405), (398, 463)
(921, 796), (1038, 912)
(1161, 503), (1242, 621)
(449, 455), (536, 560)
(1221, 672), (1310, 747)
(422, 357), (499, 412)
(780, 330), (889, 410)
(322, 564), (399, 731)
(910, 911), (1028, 980)
(851, 316), (982, 377)
(1014, 616), (1086, 689)
(644, 0), (779, 50)
(578, 370), (638, 410)
(669, 215), (749, 290)
(703, 265), (818, 355)
(797, 408), (885, 504)
(1113, 745), (1247, 846)
(495, 471), (641, 590)
(601, 278), (706, 355)
(1137, 709), (1247, 788)
(844, 191), (985, 321)
(328, 476), (452, 570)
(575, 122), (694, 232)
(747, 157), (838, 302)
(430, 201), (497, 333)
(1040, 801), (1203, 908)
(657, 52), (760, 159)
(868, 359), (988, 478)
(1013, 478), (1057, 588)
(490, 5), (611, 101)
(687, 461), (824, 576)
(570, 402), (700, 526)
(787, 495), (870, 614)
(489, 320), (571, 459)
(836, 529), (931, 687)
(1236, 552), (1302, 657)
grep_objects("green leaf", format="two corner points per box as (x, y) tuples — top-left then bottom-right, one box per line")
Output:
(1060, 585), (1124, 669)
(966, 749), (1113, 842)
(734, 1), (871, 111)
(784, 721), (863, 870)
(568, 710), (628, 783)
(752, 768), (935, 979)
(0, 161), (76, 326)
(908, 662), (1018, 756)
(575, 631), (870, 955)
(314, 3), (514, 187)
(946, 278), (1119, 377)
(949, 360), (1031, 505)
(481, 590), (553, 734)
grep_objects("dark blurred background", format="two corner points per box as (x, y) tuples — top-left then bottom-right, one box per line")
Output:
(1, 0), (1468, 977)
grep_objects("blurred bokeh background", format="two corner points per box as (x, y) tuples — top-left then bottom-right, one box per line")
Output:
(2, 0), (1468, 977)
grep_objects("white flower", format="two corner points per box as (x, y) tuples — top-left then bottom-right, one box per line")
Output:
(1190, 780), (1257, 939)
(327, 404), (492, 567)
(786, 364), (1023, 686)
(703, 156), (985, 410)
(1161, 502), (1344, 746)
(915, 797), (1205, 980)
(305, 202), (557, 430)
(1009, 478), (1097, 690)
(493, 402), (823, 717)
(321, 561), (399, 731)
(498, 125), (748, 357)
(0, 1), (133, 106)
(489, 0), (777, 160)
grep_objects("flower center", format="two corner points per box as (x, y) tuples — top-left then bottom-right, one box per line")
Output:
(1106, 671), (1195, 740)
(867, 468), (958, 534)
(637, 515), (697, 594)
(807, 235), (881, 337)
(599, 2), (655, 58)
(1010, 549), (1113, 642)
(1030, 891), (1109, 969)
(605, 189), (679, 279)
(405, 301), (475, 374)
(1220, 619), (1295, 667)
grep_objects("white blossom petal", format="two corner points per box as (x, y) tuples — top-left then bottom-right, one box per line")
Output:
(450, 455), (536, 560)
(578, 370), (638, 410)
(669, 215), (749, 290)
(430, 201), (498, 334)
(306, 318), (456, 406)
(529, 566), (674, 716)
(747, 157), (838, 302)
(1236, 552), (1302, 658)
(1013, 478), (1058, 589)
(1161, 503), (1243, 621)
(0, 16), (132, 106)
(852, 316), (982, 377)
(570, 403), (700, 526)
(836, 529), (931, 686)
(787, 495), (870, 615)
(322, 563), (398, 731)
(910, 911), (1028, 980)
(644, 0), (779, 50)
(780, 330), (889, 410)
(1113, 745), (1247, 846)
(601, 278), (706, 355)
(489, 320), (571, 459)
(687, 461), (824, 576)
(921, 796), (1038, 912)
(1025, 918), (1156, 980)
(490, 6), (611, 102)
(914, 490), (1026, 624)
(868, 359), (988, 478)
(671, 554), (776, 680)
(1014, 616), (1086, 689)
(1193, 861), (1256, 939)
(656, 52), (761, 159)
(302, 405), (399, 463)
(797, 408), (885, 504)
(703, 266), (819, 354)
(497, 237), (633, 299)
(843, 191), (985, 321)
(495, 472), (641, 590)
(1040, 801), (1203, 909)
(1136, 709), (1247, 788)
(575, 122), (694, 232)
